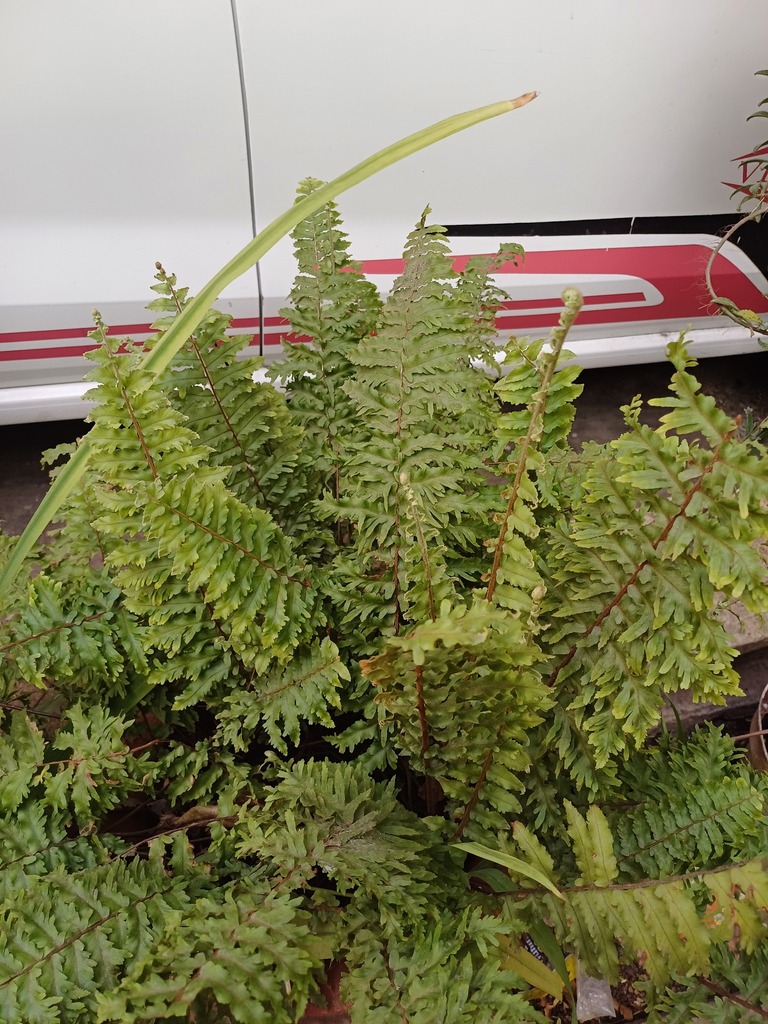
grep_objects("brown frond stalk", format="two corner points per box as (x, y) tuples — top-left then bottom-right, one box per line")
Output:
(486, 289), (582, 603)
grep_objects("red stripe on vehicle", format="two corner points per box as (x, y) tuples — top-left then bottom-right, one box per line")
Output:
(0, 323), (154, 345)
(0, 318), (259, 346)
(359, 246), (768, 321)
(262, 333), (311, 346)
(0, 344), (97, 361)
(496, 309), (647, 329)
(0, 342), (138, 361)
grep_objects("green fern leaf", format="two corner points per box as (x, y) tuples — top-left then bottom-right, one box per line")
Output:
(485, 290), (583, 624)
(229, 759), (466, 937)
(0, 707), (153, 828)
(611, 732), (768, 878)
(539, 344), (768, 789)
(0, 572), (148, 702)
(97, 883), (321, 1024)
(274, 178), (382, 500)
(650, 943), (768, 1023)
(149, 268), (311, 530)
(216, 637), (348, 753)
(342, 908), (541, 1023)
(365, 599), (550, 837)
(0, 841), (201, 1024)
(81, 327), (320, 709)
(0, 711), (45, 812)
(495, 798), (768, 986)
(325, 214), (502, 648)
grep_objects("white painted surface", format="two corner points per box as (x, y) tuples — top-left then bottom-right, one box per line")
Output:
(0, 383), (98, 425)
(238, 1), (768, 238)
(1, 1), (767, 424)
(0, 2), (256, 312)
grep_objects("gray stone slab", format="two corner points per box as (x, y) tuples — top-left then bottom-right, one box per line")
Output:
(660, 647), (768, 731)
(719, 604), (768, 655)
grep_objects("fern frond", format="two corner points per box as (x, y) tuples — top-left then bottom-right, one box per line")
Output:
(494, 335), (584, 459)
(0, 801), (117, 904)
(365, 599), (550, 838)
(149, 267), (311, 532)
(325, 214), (502, 648)
(649, 943), (768, 1023)
(273, 178), (382, 500)
(81, 327), (319, 708)
(453, 243), (525, 369)
(97, 882), (321, 1024)
(539, 342), (768, 785)
(0, 838), (202, 1024)
(494, 801), (768, 986)
(0, 706), (154, 828)
(650, 340), (744, 447)
(395, 469), (455, 624)
(610, 730), (768, 878)
(230, 759), (465, 937)
(342, 907), (540, 1023)
(137, 474), (315, 663)
(84, 322), (210, 490)
(158, 740), (256, 812)
(40, 441), (113, 574)
(0, 572), (148, 703)
(0, 710), (46, 812)
(485, 290), (583, 623)
(216, 637), (348, 753)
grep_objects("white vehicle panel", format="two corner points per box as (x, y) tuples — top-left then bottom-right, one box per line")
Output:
(1, 2), (767, 424)
(0, 0), (257, 387)
(237, 1), (768, 237)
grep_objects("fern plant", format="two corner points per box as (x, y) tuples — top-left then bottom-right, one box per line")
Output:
(467, 727), (768, 1018)
(0, 183), (767, 1022)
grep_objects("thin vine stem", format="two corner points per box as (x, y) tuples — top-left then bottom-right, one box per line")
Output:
(488, 853), (763, 900)
(704, 191), (768, 335)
